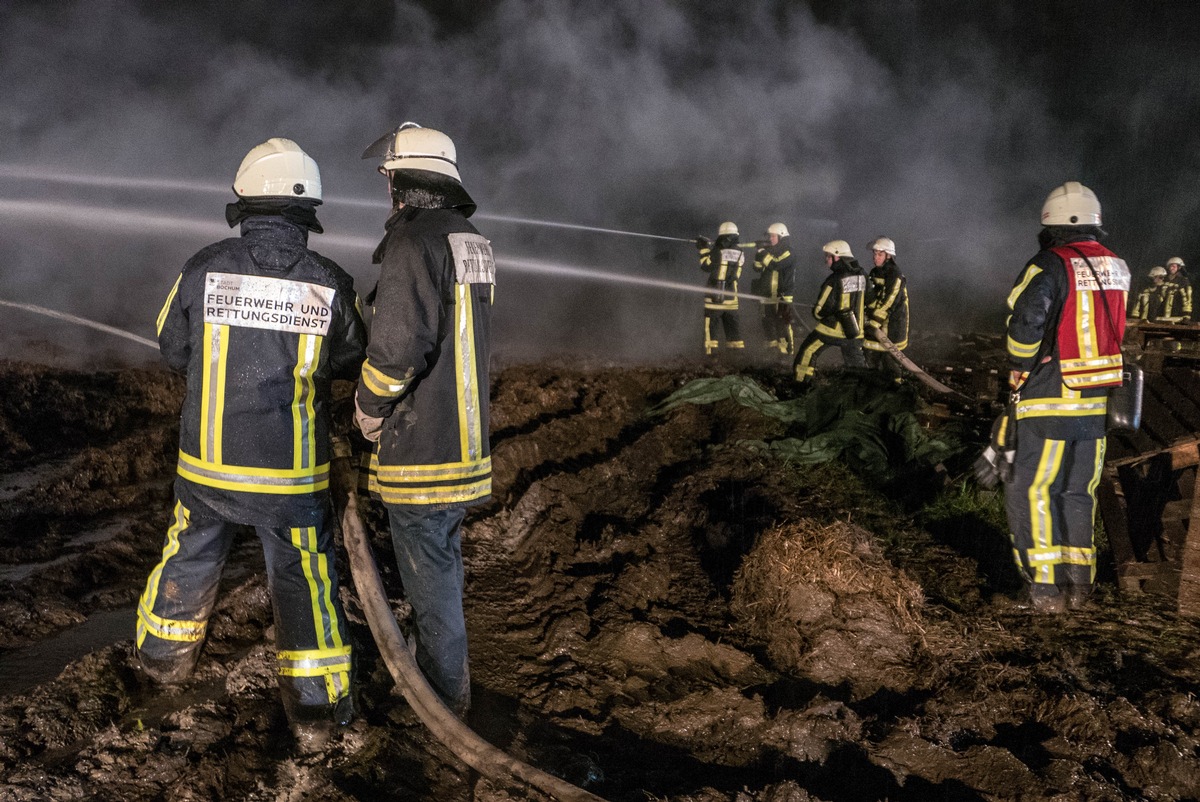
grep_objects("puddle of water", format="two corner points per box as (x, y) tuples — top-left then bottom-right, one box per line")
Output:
(0, 607), (134, 696)
(0, 521), (127, 583)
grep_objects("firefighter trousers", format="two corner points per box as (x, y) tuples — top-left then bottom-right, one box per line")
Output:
(137, 500), (353, 712)
(704, 307), (744, 355)
(760, 301), (794, 354)
(386, 505), (471, 714)
(1004, 434), (1105, 592)
(793, 330), (865, 382)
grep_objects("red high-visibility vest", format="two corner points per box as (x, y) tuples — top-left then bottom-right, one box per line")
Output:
(1049, 241), (1130, 389)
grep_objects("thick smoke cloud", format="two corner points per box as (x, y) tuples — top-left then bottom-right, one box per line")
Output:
(0, 0), (1190, 366)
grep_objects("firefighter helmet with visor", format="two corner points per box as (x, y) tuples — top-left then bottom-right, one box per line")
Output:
(233, 138), (322, 202)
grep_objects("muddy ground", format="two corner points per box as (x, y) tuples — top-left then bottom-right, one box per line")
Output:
(1, 354), (1199, 802)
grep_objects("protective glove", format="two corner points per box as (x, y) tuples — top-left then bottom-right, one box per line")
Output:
(354, 394), (385, 443)
(973, 406), (1016, 488)
(695, 236), (712, 250)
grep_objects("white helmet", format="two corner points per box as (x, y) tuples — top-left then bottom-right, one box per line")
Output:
(868, 236), (896, 256)
(1167, 256), (1185, 268)
(362, 121), (462, 182)
(1150, 266), (1168, 278)
(767, 222), (789, 237)
(718, 221), (739, 237)
(233, 138), (321, 202)
(1041, 181), (1101, 226)
(823, 239), (853, 259)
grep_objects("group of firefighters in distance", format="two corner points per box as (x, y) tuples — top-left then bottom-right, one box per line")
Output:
(695, 222), (909, 383)
(1129, 256), (1194, 323)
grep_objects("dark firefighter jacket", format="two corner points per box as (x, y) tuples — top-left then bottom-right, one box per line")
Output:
(357, 206), (495, 508)
(1165, 270), (1193, 320)
(1005, 236), (1129, 440)
(1130, 283), (1168, 320)
(156, 216), (367, 527)
(753, 236), (796, 302)
(812, 257), (866, 339)
(700, 235), (744, 310)
(863, 259), (909, 351)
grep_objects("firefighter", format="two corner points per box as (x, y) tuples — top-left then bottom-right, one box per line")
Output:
(862, 236), (909, 380)
(792, 239), (867, 383)
(139, 138), (367, 749)
(696, 221), (745, 356)
(1129, 266), (1169, 322)
(1004, 181), (1129, 613)
(1164, 256), (1192, 321)
(355, 122), (494, 717)
(752, 222), (796, 355)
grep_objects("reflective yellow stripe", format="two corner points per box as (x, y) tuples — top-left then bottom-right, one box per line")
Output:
(292, 334), (321, 471)
(277, 645), (352, 678)
(375, 457), (492, 482)
(1007, 335), (1041, 358)
(177, 450), (329, 494)
(373, 478), (492, 505)
(1016, 399), (1107, 419)
(455, 285), (484, 462)
(1027, 439), (1064, 584)
(200, 323), (230, 463)
(1006, 264), (1042, 310)
(360, 359), (410, 398)
(137, 501), (192, 647)
(291, 525), (344, 652)
(156, 273), (182, 336)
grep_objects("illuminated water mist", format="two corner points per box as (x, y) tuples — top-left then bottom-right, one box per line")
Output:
(0, 196), (766, 296)
(0, 164), (836, 241)
(0, 299), (158, 349)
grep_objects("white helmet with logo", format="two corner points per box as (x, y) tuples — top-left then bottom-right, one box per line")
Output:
(363, 121), (462, 181)
(233, 138), (321, 202)
(823, 239), (853, 259)
(1150, 266), (1168, 278)
(362, 121), (475, 215)
(1167, 256), (1185, 268)
(868, 236), (896, 256)
(718, 221), (739, 237)
(767, 222), (789, 237)
(1041, 181), (1101, 226)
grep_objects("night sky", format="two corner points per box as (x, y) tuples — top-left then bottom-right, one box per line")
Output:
(1, 0), (1197, 365)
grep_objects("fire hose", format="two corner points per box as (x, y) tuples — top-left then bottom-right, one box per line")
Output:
(331, 454), (607, 802)
(869, 326), (969, 398)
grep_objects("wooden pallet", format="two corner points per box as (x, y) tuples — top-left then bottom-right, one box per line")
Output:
(1102, 324), (1200, 616)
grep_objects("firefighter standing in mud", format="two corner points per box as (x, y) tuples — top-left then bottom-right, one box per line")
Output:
(752, 222), (796, 356)
(1003, 181), (1129, 613)
(792, 239), (867, 384)
(696, 221), (746, 356)
(1129, 266), (1169, 322)
(354, 122), (494, 717)
(862, 236), (910, 380)
(137, 139), (366, 748)
(1164, 256), (1193, 321)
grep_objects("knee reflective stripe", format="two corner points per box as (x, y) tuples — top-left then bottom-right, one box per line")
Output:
(137, 501), (203, 647)
(138, 604), (207, 644)
(291, 526), (346, 652)
(1061, 545), (1095, 566)
(278, 646), (352, 702)
(728, 341), (745, 349)
(1026, 439), (1065, 584)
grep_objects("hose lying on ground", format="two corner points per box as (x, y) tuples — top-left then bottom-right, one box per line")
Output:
(871, 326), (970, 398)
(333, 456), (607, 802)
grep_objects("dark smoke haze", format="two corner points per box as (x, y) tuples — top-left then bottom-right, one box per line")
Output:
(1, 0), (1197, 366)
